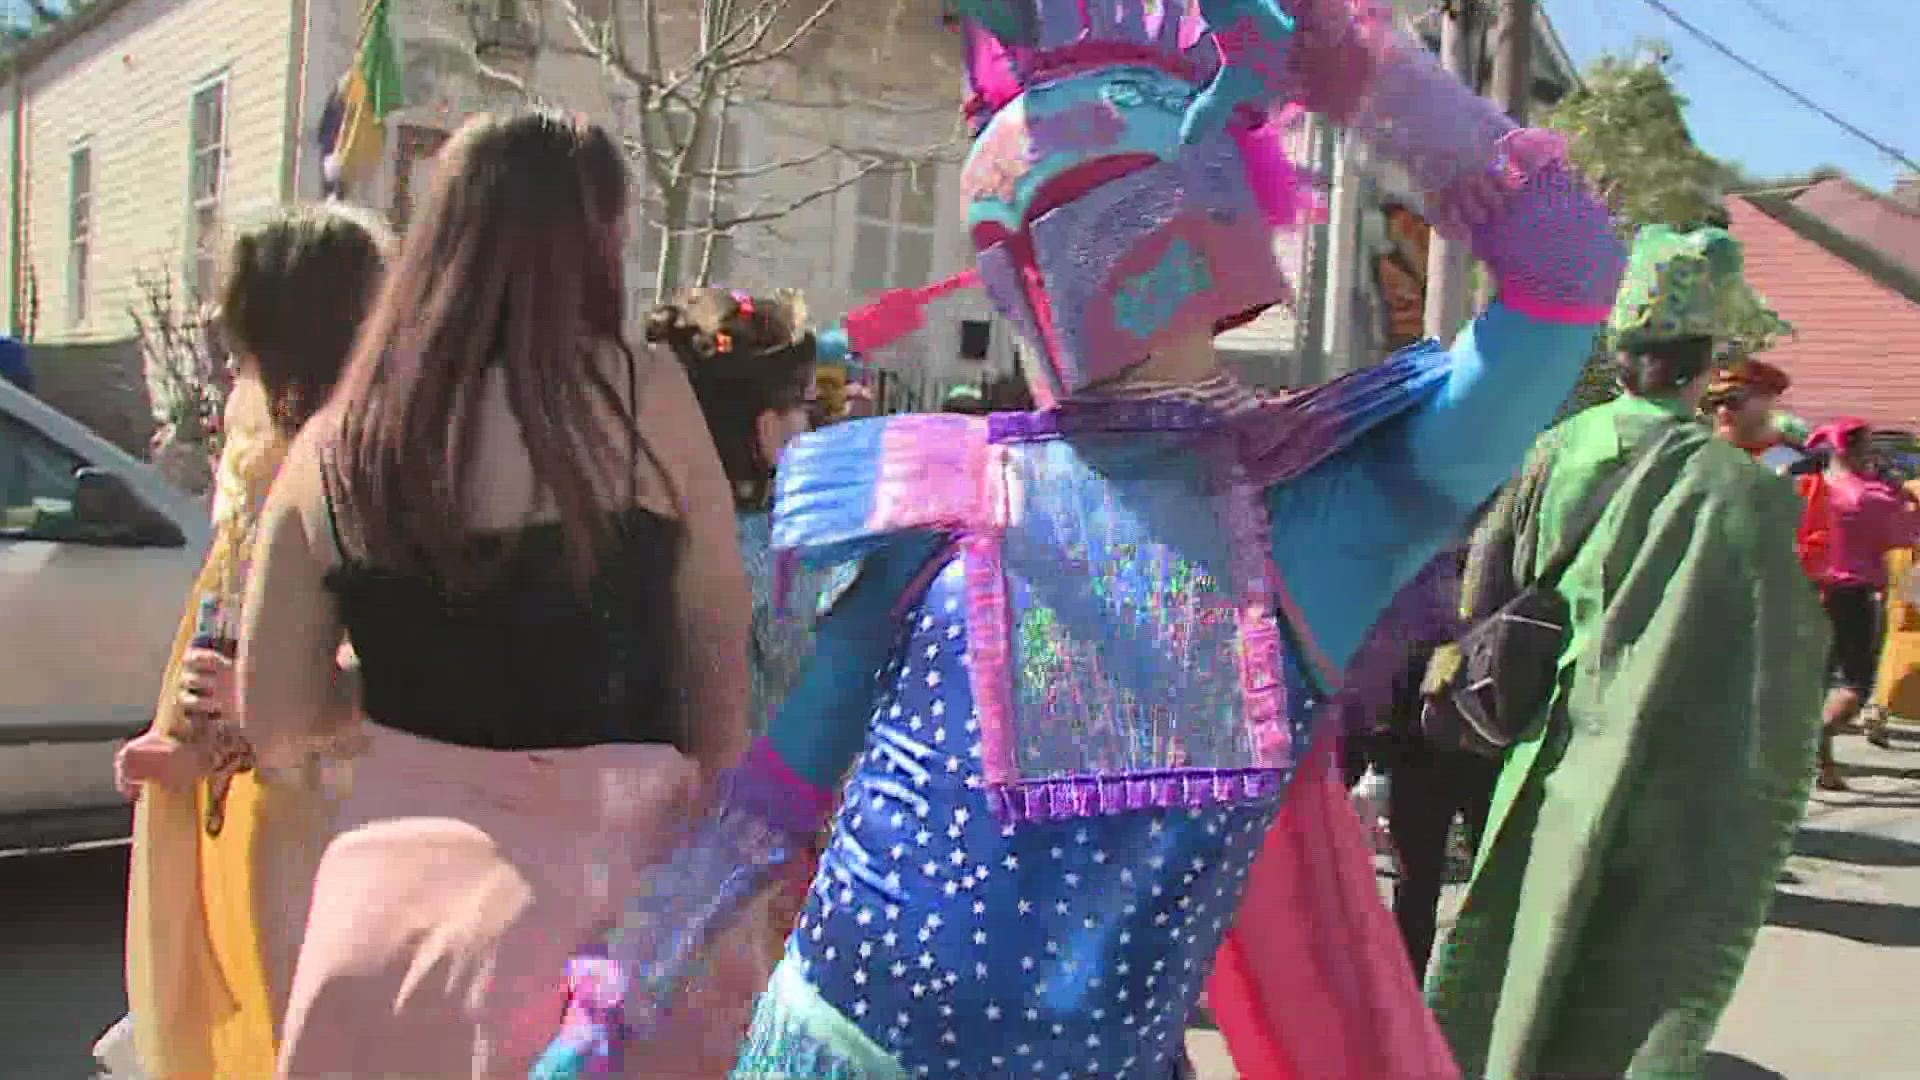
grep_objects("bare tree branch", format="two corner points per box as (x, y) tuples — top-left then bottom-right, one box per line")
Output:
(693, 145), (838, 182)
(710, 142), (948, 232)
(447, 0), (959, 292)
(714, 0), (841, 76)
(468, 54), (544, 101)
(694, 84), (739, 284)
(747, 86), (956, 117)
(653, 0), (794, 109)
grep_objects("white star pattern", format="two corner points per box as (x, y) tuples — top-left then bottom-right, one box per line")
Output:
(765, 559), (1287, 1078)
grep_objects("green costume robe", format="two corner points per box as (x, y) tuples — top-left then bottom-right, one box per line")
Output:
(1426, 393), (1828, 1079)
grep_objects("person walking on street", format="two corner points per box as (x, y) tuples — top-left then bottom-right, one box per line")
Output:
(1800, 418), (1920, 785)
(110, 204), (392, 1079)
(240, 111), (762, 1077)
(553, 0), (1631, 1072)
(1426, 225), (1829, 1080)
(1703, 357), (1801, 473)
(1322, 540), (1498, 980)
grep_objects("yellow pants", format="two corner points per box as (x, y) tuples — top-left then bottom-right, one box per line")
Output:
(1874, 548), (1920, 721)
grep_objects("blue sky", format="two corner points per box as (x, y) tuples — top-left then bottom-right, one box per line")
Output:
(1, 1), (1909, 190)
(1544, 0), (1917, 192)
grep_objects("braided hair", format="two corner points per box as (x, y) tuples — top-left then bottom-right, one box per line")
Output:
(648, 288), (817, 509)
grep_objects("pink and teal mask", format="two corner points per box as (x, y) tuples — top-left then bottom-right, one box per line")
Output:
(949, 0), (1314, 406)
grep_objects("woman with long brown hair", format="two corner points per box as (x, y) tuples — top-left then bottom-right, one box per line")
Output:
(237, 111), (756, 1077)
(109, 203), (391, 1080)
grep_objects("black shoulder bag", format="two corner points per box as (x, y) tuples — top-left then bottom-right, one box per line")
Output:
(1423, 423), (1675, 757)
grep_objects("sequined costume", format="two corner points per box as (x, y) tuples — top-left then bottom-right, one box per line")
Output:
(740, 509), (836, 734)
(536, 1), (1624, 1077)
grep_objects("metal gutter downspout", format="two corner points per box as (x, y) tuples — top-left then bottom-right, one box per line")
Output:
(280, 0), (314, 200)
(8, 68), (23, 336)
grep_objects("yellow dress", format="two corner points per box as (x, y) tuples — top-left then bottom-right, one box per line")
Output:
(1874, 547), (1920, 722)
(125, 428), (333, 1078)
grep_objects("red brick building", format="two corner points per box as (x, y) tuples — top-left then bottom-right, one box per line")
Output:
(1726, 191), (1920, 433)
(1789, 175), (1920, 277)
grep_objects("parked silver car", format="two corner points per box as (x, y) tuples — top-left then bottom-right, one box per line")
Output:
(0, 377), (209, 851)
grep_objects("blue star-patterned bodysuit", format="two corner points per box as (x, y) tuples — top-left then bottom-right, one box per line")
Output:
(739, 556), (1325, 1078)
(738, 304), (1605, 1080)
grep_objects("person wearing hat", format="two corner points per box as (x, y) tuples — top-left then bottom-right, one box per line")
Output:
(1428, 224), (1827, 1078)
(1702, 357), (1803, 472)
(1798, 417), (1920, 784)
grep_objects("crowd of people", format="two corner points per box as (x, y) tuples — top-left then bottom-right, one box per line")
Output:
(92, 1), (1912, 1078)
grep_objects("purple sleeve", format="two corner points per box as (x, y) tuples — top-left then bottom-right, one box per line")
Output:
(1277, 0), (1624, 322)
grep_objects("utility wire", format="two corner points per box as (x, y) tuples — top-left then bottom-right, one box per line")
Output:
(1636, 0), (1919, 173)
(1728, 0), (1800, 37)
(1727, 0), (1894, 100)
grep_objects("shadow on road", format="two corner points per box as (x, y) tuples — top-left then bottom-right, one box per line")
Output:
(1703, 1051), (1786, 1079)
(1809, 794), (1920, 811)
(1766, 889), (1920, 947)
(0, 846), (129, 1077)
(1840, 762), (1920, 782)
(1794, 827), (1920, 868)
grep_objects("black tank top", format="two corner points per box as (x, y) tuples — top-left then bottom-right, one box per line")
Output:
(320, 501), (686, 751)
(317, 350), (688, 751)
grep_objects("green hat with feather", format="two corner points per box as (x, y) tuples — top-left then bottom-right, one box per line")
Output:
(1608, 225), (1791, 353)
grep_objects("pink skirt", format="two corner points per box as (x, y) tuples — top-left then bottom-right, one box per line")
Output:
(278, 722), (768, 1079)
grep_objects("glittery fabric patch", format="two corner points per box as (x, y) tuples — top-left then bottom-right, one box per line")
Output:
(541, 782), (806, 1072)
(733, 956), (906, 1079)
(971, 432), (1285, 812)
(741, 510), (833, 735)
(1338, 30), (1517, 237)
(784, 558), (1290, 1078)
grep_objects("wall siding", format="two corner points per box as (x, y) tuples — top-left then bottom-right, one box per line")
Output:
(380, 1), (989, 383)
(16, 0), (296, 346)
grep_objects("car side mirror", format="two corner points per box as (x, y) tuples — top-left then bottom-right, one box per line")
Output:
(65, 467), (186, 548)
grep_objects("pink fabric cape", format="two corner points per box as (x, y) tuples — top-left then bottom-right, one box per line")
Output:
(1205, 738), (1461, 1079)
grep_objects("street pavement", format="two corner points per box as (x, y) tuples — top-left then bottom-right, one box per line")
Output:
(3, 729), (1918, 1079)
(0, 840), (128, 1078)
(1188, 725), (1920, 1079)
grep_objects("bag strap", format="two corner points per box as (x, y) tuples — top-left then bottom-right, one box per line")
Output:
(1534, 419), (1678, 591)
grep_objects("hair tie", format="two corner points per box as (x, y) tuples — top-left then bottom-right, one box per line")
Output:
(731, 290), (754, 317)
(714, 330), (734, 354)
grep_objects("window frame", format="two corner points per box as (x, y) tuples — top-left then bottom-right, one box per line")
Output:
(849, 167), (939, 298)
(185, 72), (230, 304)
(67, 140), (92, 328)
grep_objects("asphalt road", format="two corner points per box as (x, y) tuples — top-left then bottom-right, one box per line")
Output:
(5, 729), (1919, 1079)
(0, 842), (128, 1079)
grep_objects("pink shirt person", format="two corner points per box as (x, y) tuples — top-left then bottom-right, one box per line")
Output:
(1822, 470), (1920, 587)
(1808, 419), (1920, 589)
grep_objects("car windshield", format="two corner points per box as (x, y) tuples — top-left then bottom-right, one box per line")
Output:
(0, 412), (86, 537)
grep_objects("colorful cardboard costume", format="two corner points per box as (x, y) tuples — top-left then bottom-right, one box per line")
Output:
(536, 1), (1624, 1076)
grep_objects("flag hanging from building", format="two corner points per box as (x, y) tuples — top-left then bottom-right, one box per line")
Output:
(322, 0), (403, 197)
